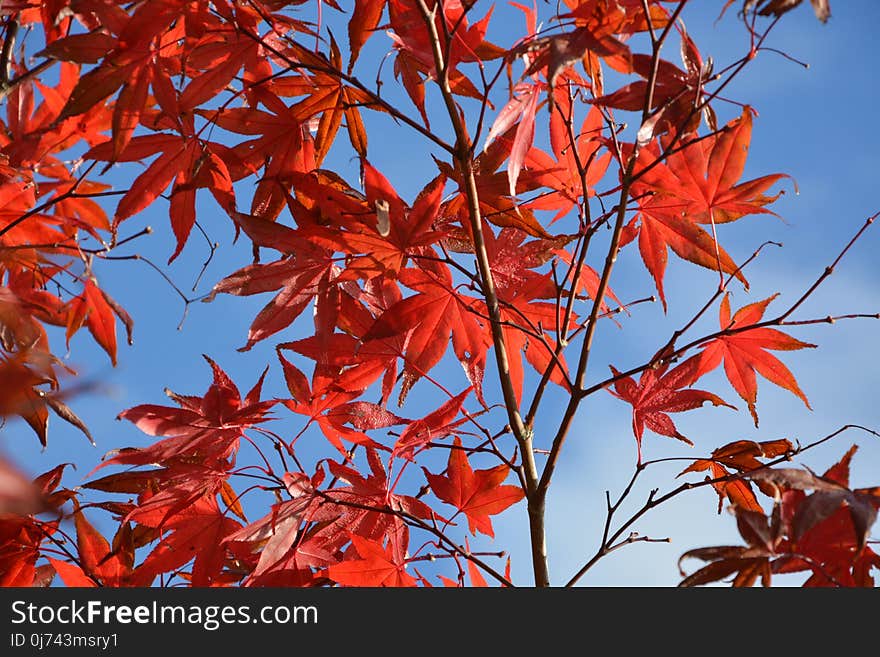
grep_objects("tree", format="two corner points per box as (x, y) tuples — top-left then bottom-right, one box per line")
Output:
(0, 0), (877, 589)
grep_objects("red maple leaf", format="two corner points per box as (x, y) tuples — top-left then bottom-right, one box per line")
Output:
(133, 494), (244, 586)
(65, 278), (130, 367)
(277, 351), (394, 455)
(363, 265), (489, 403)
(768, 446), (880, 585)
(224, 471), (330, 586)
(198, 90), (315, 221)
(479, 227), (585, 402)
(590, 26), (712, 139)
(348, 0), (386, 69)
(690, 293), (816, 426)
(683, 448), (880, 587)
(514, 2), (635, 94)
(206, 215), (340, 352)
(272, 39), (372, 165)
(436, 132), (553, 238)
(109, 355), (275, 468)
(301, 166), (447, 280)
(624, 109), (788, 304)
(1, 61), (109, 170)
(85, 132), (234, 261)
(324, 447), (437, 563)
(387, 0), (503, 120)
(629, 193), (747, 310)
(0, 517), (50, 587)
(526, 90), (611, 222)
(327, 533), (417, 587)
(609, 357), (734, 463)
(634, 108), (789, 225)
(423, 437), (524, 538)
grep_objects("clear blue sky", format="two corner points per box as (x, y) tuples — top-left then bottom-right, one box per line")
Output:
(3, 1), (879, 587)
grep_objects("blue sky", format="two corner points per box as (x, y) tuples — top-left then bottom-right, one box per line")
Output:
(3, 1), (879, 587)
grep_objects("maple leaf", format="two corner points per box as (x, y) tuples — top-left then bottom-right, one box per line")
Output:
(387, 0), (503, 119)
(133, 494), (244, 586)
(327, 533), (417, 587)
(53, 1), (188, 131)
(1, 61), (110, 170)
(85, 133), (234, 261)
(778, 494), (880, 587)
(423, 437), (524, 538)
(682, 448), (880, 587)
(690, 293), (816, 426)
(0, 517), (49, 587)
(324, 447), (437, 563)
(0, 345), (93, 448)
(526, 92), (611, 222)
(484, 80), (544, 200)
(746, 448), (879, 553)
(277, 351), (390, 455)
(634, 108), (789, 226)
(65, 278), (131, 367)
(274, 276), (406, 409)
(205, 215), (343, 352)
(609, 357), (734, 463)
(590, 26), (713, 140)
(629, 193), (747, 310)
(363, 265), (489, 403)
(280, 332), (396, 407)
(303, 166), (447, 279)
(484, 227), (589, 399)
(436, 127), (553, 238)
(108, 356), (275, 468)
(201, 91), (312, 221)
(348, 0), (386, 70)
(223, 471), (329, 584)
(623, 109), (789, 304)
(512, 8), (633, 95)
(678, 438), (794, 513)
(86, 460), (241, 534)
(268, 36), (377, 165)
(302, 37), (371, 165)
(90, 361), (273, 539)
(678, 505), (783, 587)
(0, 463), (71, 587)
